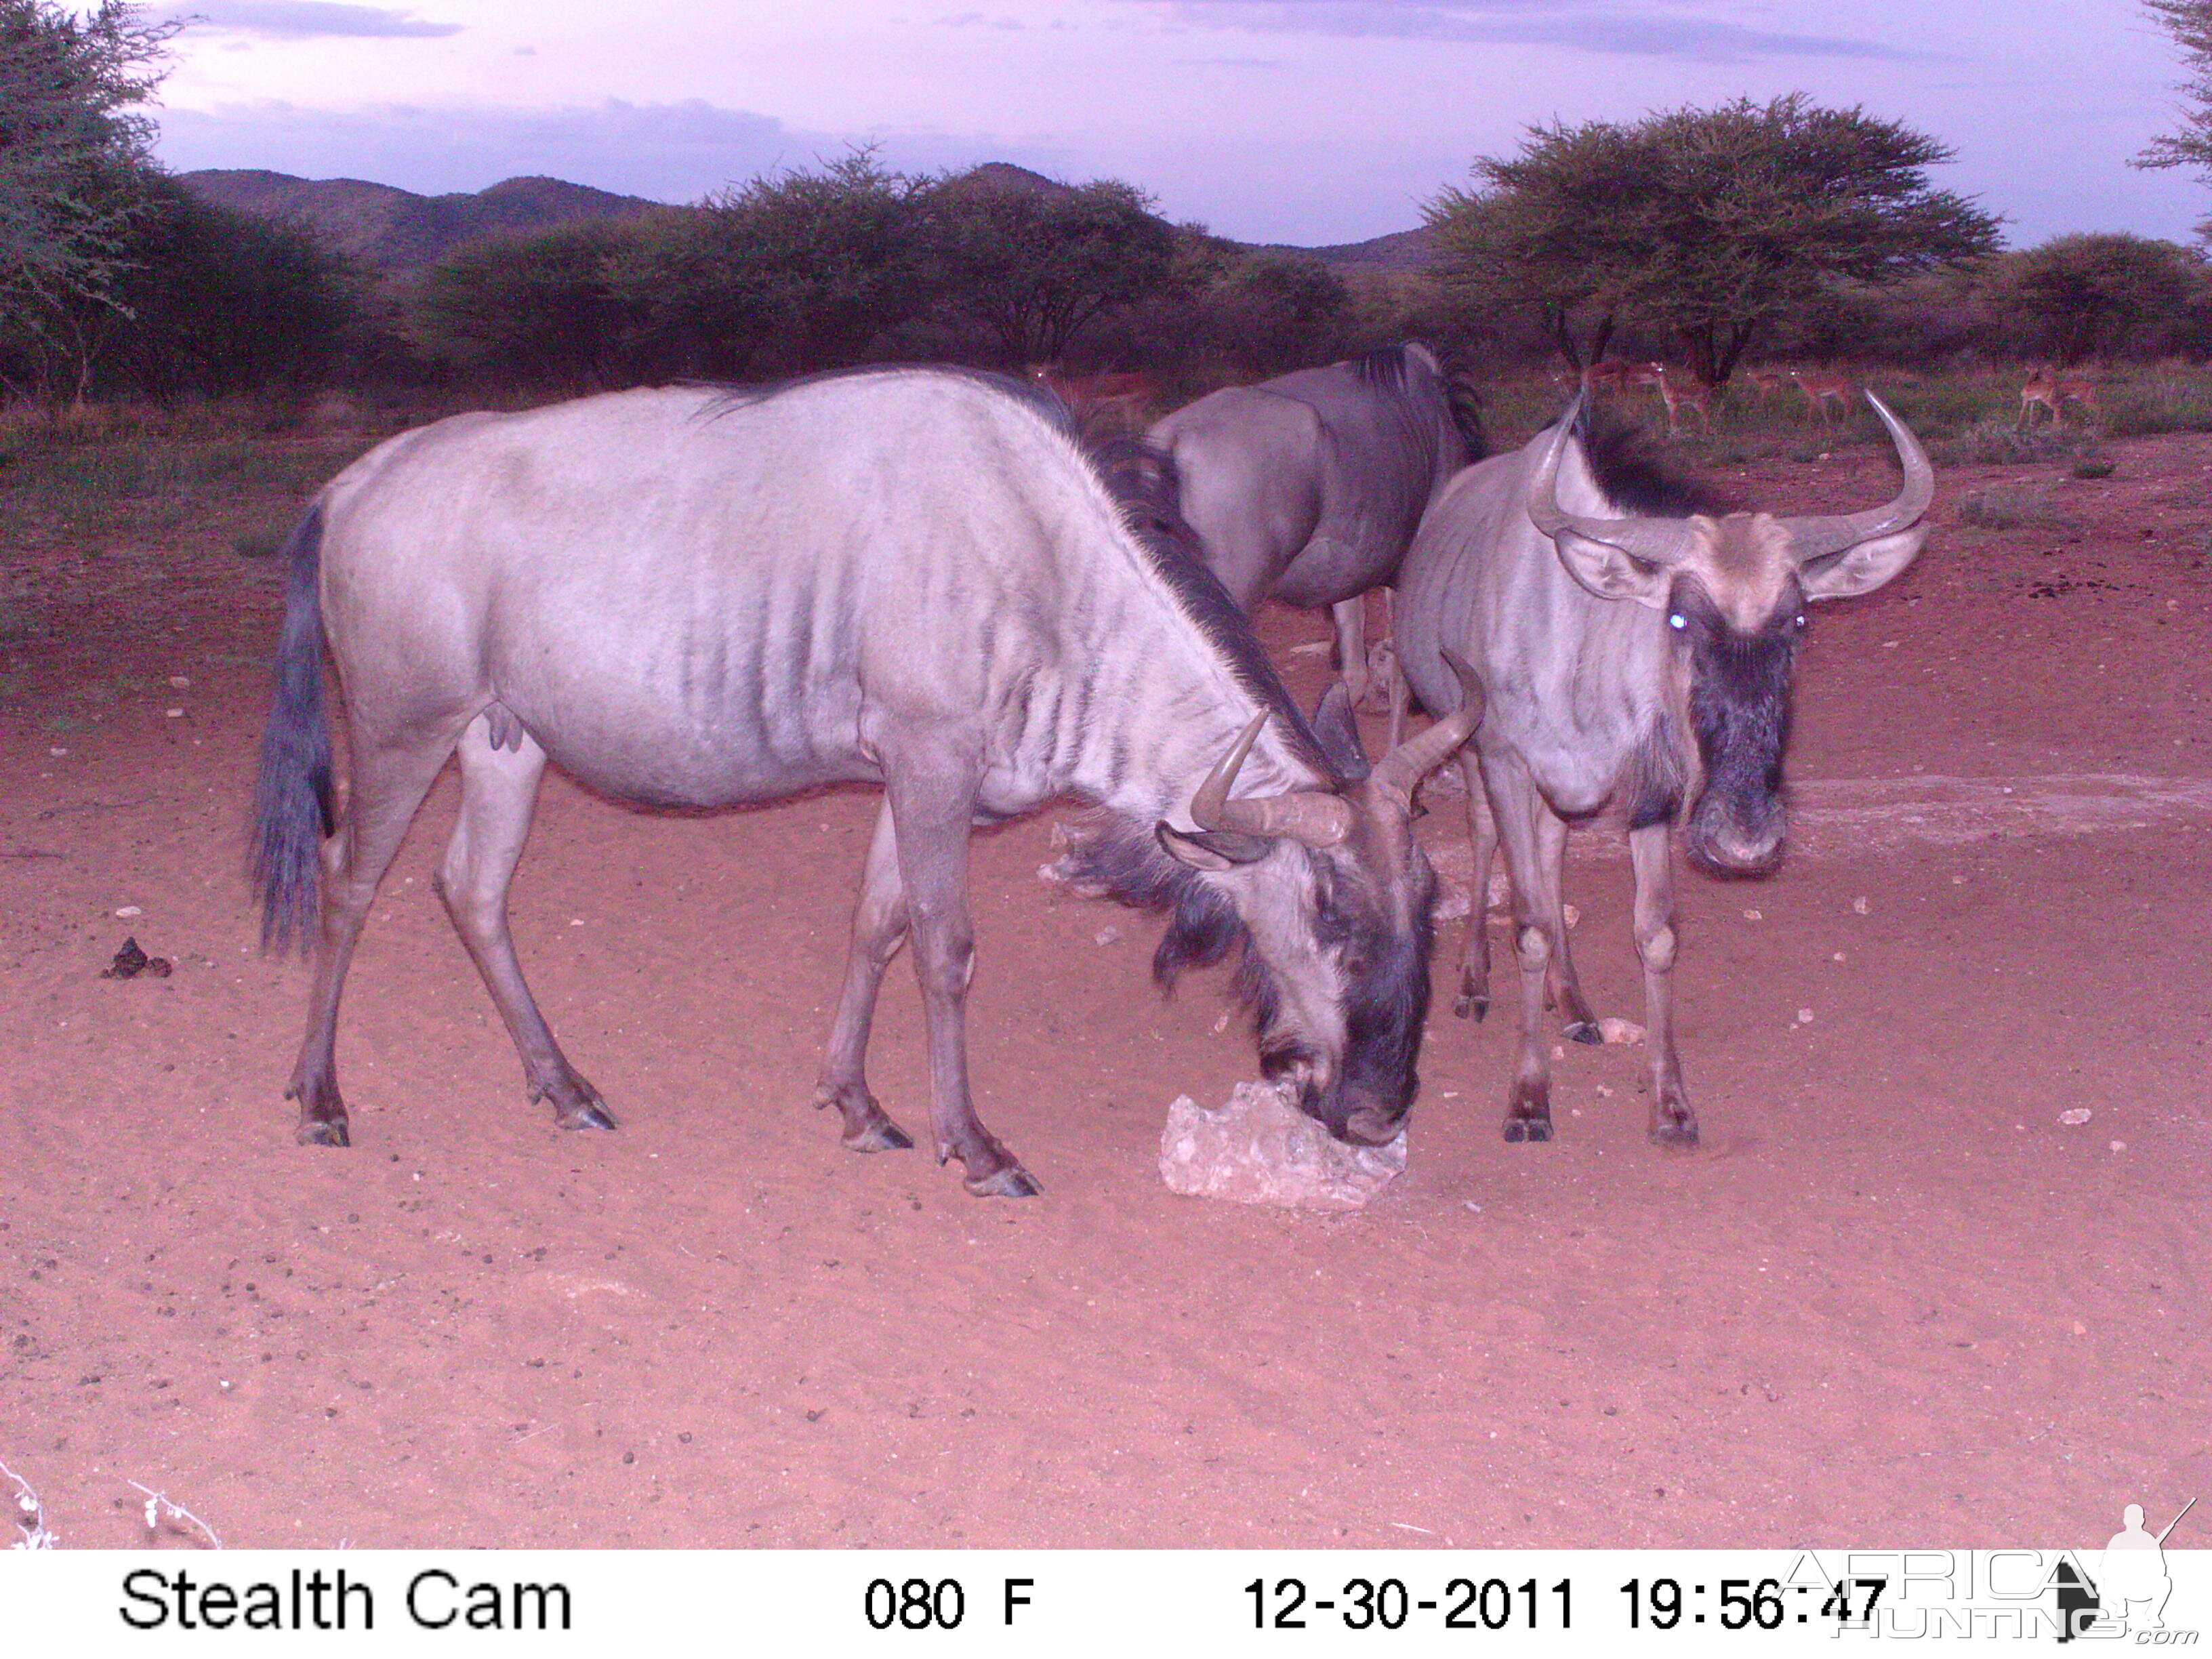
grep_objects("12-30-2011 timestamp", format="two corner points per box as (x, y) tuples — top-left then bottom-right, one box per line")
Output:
(1248, 1576), (1572, 1631)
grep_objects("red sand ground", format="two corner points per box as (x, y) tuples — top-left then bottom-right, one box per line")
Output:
(1, 426), (2205, 1551)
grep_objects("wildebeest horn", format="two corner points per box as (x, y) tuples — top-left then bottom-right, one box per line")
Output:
(1370, 651), (1484, 804)
(1191, 712), (1355, 848)
(1778, 392), (1934, 562)
(1525, 393), (1698, 567)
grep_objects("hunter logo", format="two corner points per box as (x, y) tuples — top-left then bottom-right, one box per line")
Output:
(2058, 1498), (2198, 1642)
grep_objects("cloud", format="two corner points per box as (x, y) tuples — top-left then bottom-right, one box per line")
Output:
(1138, 1), (1923, 64)
(153, 97), (1081, 205)
(173, 3), (462, 40)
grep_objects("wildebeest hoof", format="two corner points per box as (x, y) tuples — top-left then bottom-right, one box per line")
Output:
(1454, 992), (1489, 1021)
(1565, 1021), (1601, 1046)
(1503, 1118), (1553, 1143)
(556, 1100), (617, 1131)
(966, 1164), (1042, 1199)
(1651, 1120), (1700, 1149)
(297, 1118), (350, 1148)
(844, 1120), (914, 1153)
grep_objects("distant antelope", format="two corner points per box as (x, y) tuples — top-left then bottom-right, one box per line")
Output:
(2018, 365), (2101, 430)
(1581, 360), (1647, 397)
(1645, 364), (1713, 434)
(1791, 367), (1858, 425)
(1027, 364), (1155, 430)
(1738, 366), (1786, 403)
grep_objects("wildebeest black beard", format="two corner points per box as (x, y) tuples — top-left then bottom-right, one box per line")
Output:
(1322, 871), (1434, 1137)
(1679, 596), (1799, 874)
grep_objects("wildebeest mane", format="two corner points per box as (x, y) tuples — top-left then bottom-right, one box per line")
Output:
(1084, 430), (1335, 779)
(1561, 403), (1733, 518)
(1352, 341), (1488, 463)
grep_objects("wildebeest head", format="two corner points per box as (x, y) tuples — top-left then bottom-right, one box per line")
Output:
(1526, 393), (1932, 876)
(1145, 657), (1483, 1147)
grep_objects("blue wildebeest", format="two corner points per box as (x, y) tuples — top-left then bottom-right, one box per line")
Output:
(251, 369), (1483, 1195)
(1147, 343), (1482, 710)
(1395, 392), (1932, 1146)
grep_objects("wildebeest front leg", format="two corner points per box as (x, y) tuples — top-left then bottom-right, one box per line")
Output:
(1629, 821), (1697, 1146)
(884, 769), (1040, 1198)
(813, 802), (917, 1153)
(1530, 801), (1601, 1044)
(289, 735), (456, 1146)
(435, 716), (613, 1132)
(1483, 754), (1555, 1142)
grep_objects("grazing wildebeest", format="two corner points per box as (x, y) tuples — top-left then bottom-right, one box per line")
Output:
(1395, 391), (1932, 1146)
(1146, 342), (1482, 711)
(251, 369), (1483, 1195)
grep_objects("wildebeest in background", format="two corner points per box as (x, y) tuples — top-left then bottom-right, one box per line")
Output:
(1147, 342), (1483, 712)
(251, 369), (1483, 1195)
(1395, 391), (1932, 1146)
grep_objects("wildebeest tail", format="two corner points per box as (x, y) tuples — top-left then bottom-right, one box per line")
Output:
(249, 503), (334, 956)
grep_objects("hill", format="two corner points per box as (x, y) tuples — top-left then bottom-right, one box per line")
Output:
(1246, 226), (1436, 274)
(177, 170), (663, 272)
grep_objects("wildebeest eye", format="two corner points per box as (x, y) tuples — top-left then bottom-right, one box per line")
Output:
(1793, 613), (1808, 631)
(1668, 613), (1687, 631)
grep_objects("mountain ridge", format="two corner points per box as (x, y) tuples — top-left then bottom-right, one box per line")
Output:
(177, 165), (1432, 275)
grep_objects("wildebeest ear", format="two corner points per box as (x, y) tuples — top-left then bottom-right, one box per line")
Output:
(1550, 529), (1673, 608)
(1310, 682), (1370, 783)
(1155, 821), (1271, 871)
(1797, 524), (1929, 602)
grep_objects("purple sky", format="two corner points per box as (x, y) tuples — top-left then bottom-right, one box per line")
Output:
(150, 0), (2208, 249)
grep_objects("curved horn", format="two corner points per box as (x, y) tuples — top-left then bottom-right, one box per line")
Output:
(1190, 712), (1354, 848)
(1370, 651), (1485, 803)
(1778, 392), (1934, 562)
(1525, 394), (1699, 567)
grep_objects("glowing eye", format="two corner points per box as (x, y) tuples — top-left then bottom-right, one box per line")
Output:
(1794, 614), (1809, 630)
(1667, 613), (1687, 631)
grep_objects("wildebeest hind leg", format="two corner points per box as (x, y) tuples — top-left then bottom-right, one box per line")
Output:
(1452, 750), (1494, 1021)
(436, 716), (613, 1131)
(289, 733), (455, 1147)
(1330, 596), (1370, 710)
(1629, 822), (1696, 1146)
(884, 766), (1040, 1197)
(813, 802), (917, 1154)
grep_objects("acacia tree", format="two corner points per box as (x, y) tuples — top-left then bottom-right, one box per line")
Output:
(412, 218), (647, 391)
(2138, 0), (2212, 218)
(922, 171), (1181, 366)
(1427, 95), (2000, 385)
(0, 0), (177, 399)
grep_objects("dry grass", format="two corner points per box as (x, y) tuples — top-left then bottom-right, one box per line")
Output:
(1465, 363), (2212, 470)
(1954, 482), (2072, 531)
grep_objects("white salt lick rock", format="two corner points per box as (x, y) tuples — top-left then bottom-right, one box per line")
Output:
(1160, 1080), (1407, 1211)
